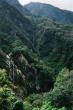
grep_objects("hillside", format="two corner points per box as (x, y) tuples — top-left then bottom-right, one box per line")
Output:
(0, 0), (54, 95)
(35, 18), (73, 71)
(3, 0), (31, 16)
(0, 0), (36, 52)
(0, 0), (73, 110)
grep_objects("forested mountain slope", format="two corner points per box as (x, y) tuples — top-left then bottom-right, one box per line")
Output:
(0, 0), (73, 110)
(0, 0), (36, 53)
(0, 0), (54, 95)
(4, 0), (31, 16)
(35, 18), (73, 71)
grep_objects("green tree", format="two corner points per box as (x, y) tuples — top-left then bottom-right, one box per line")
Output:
(13, 101), (24, 110)
(51, 68), (73, 110)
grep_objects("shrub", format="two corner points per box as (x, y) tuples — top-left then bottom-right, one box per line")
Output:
(12, 100), (24, 110)
(50, 68), (73, 110)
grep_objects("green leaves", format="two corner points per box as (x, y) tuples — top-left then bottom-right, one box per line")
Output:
(50, 68), (73, 109)
(13, 101), (24, 110)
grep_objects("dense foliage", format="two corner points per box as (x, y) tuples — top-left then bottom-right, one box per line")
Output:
(0, 0), (73, 110)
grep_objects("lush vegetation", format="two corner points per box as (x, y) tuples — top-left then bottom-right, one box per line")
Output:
(0, 0), (73, 110)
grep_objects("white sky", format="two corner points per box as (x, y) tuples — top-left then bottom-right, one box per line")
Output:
(18, 0), (73, 11)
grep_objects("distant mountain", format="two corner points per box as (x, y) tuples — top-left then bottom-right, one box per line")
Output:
(25, 2), (73, 24)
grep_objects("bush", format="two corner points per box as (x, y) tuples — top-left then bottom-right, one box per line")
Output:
(40, 101), (65, 110)
(12, 100), (24, 110)
(0, 87), (11, 110)
(23, 101), (32, 110)
(0, 69), (9, 86)
(50, 68), (73, 110)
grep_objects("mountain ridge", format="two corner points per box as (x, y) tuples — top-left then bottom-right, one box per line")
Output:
(25, 2), (73, 24)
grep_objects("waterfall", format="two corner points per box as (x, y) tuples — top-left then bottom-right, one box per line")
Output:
(34, 68), (40, 91)
(6, 53), (17, 84)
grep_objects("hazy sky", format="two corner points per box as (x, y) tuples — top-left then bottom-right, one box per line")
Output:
(18, 0), (73, 11)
